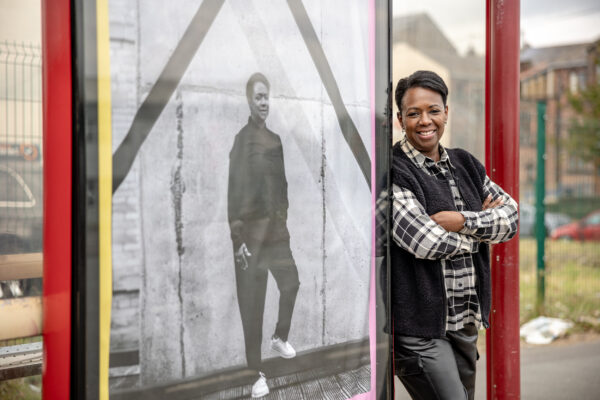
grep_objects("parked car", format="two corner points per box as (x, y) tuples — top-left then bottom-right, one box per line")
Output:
(550, 210), (600, 241)
(519, 204), (572, 237)
(0, 163), (43, 253)
(0, 162), (43, 298)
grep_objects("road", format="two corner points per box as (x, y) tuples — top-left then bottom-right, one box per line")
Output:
(395, 337), (600, 399)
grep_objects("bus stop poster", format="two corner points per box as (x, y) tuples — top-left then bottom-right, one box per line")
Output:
(100, 1), (379, 398)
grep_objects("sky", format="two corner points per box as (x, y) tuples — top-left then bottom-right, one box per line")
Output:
(1, 1), (599, 53)
(521, 0), (600, 47)
(0, 0), (41, 44)
(395, 0), (600, 55)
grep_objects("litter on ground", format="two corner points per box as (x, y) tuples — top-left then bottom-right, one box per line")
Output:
(520, 316), (573, 344)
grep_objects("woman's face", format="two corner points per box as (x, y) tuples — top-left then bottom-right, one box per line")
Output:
(398, 87), (448, 162)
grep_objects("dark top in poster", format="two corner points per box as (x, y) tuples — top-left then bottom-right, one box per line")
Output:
(227, 73), (301, 398)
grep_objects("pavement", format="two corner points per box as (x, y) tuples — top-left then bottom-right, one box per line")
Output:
(395, 336), (600, 400)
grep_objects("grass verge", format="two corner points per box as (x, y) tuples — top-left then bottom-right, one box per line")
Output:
(519, 238), (600, 332)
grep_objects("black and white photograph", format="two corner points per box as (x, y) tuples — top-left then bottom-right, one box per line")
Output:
(107, 1), (375, 398)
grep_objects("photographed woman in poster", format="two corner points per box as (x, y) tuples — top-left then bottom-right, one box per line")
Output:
(390, 70), (518, 399)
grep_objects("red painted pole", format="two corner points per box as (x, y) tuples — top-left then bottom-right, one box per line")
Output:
(486, 1), (521, 399)
(485, 2), (493, 399)
(41, 0), (72, 398)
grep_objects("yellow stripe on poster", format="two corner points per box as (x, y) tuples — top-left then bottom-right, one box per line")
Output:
(97, 0), (112, 399)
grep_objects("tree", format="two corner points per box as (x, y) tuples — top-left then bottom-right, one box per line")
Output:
(567, 79), (600, 195)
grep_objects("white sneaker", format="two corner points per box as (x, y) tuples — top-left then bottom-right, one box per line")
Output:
(251, 372), (269, 398)
(8, 281), (23, 297)
(271, 336), (296, 359)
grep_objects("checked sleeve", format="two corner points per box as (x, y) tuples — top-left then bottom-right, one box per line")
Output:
(392, 184), (480, 260)
(459, 176), (519, 244)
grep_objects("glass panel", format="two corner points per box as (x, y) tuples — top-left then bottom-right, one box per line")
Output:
(0, 0), (43, 396)
(393, 2), (487, 398)
(75, 1), (390, 398)
(519, 1), (600, 398)
(393, 1), (485, 161)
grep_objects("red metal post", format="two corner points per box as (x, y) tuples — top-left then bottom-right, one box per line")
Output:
(41, 0), (72, 398)
(485, 2), (493, 399)
(486, 0), (521, 399)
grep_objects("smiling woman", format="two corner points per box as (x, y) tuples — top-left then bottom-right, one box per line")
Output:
(396, 72), (449, 161)
(390, 71), (519, 400)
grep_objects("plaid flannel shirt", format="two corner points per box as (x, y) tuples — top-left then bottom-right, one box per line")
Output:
(392, 136), (518, 331)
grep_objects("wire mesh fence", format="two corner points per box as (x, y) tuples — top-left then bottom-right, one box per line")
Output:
(519, 98), (600, 329)
(0, 39), (43, 394)
(0, 41), (43, 298)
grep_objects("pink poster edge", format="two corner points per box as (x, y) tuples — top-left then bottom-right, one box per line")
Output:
(349, 0), (380, 398)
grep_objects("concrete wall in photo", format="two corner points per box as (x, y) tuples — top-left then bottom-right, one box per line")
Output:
(109, 0), (372, 387)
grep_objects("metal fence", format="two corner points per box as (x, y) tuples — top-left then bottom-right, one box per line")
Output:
(0, 41), (43, 299)
(519, 98), (600, 328)
(0, 41), (44, 386)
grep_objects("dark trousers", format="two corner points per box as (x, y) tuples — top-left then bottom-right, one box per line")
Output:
(394, 324), (479, 400)
(234, 238), (300, 371)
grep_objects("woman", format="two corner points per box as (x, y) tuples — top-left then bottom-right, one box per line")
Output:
(390, 70), (518, 400)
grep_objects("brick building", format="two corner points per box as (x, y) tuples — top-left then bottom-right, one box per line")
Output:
(520, 40), (600, 204)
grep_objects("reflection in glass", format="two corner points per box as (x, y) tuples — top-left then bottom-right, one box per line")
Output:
(0, 1), (43, 396)
(392, 2), (486, 399)
(393, 2), (485, 161)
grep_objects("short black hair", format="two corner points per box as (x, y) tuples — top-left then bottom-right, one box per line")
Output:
(394, 70), (448, 113)
(246, 72), (270, 102)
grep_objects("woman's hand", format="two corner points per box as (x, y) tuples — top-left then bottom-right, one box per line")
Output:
(429, 196), (506, 233)
(235, 243), (252, 270)
(430, 211), (465, 232)
(482, 194), (504, 210)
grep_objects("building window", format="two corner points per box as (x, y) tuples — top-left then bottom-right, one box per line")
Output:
(579, 71), (586, 90)
(547, 70), (554, 97)
(569, 71), (579, 93)
(567, 155), (593, 174)
(519, 110), (533, 146)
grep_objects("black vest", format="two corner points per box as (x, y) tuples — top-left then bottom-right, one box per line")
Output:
(390, 144), (490, 338)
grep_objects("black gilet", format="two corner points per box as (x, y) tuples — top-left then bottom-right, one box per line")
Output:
(390, 143), (490, 338)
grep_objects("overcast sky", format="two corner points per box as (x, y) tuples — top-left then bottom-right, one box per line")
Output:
(1, 1), (598, 54)
(395, 0), (600, 55)
(0, 0), (41, 44)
